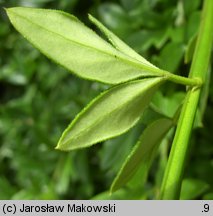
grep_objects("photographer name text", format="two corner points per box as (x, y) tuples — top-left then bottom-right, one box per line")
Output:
(12, 203), (115, 214)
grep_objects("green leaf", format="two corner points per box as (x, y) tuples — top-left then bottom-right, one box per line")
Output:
(89, 14), (158, 69)
(56, 77), (165, 151)
(54, 154), (73, 195)
(157, 41), (184, 72)
(126, 28), (170, 53)
(183, 0), (201, 16)
(91, 187), (147, 200)
(120, 0), (141, 11)
(186, 11), (201, 41)
(152, 91), (185, 118)
(97, 3), (131, 37)
(203, 193), (213, 200)
(180, 178), (209, 200)
(99, 125), (140, 174)
(111, 117), (174, 193)
(6, 7), (163, 85)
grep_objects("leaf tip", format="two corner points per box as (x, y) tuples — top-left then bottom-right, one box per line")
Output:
(88, 13), (94, 20)
(55, 145), (60, 150)
(5, 7), (18, 20)
(4, 7), (10, 15)
(4, 7), (15, 13)
(55, 138), (65, 150)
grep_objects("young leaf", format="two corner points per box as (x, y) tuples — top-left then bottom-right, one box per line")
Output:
(6, 7), (164, 85)
(88, 14), (158, 69)
(56, 77), (165, 151)
(111, 117), (174, 193)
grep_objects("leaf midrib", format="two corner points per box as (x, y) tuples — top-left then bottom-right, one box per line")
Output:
(60, 79), (162, 147)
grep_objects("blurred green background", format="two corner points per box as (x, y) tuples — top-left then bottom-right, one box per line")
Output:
(0, 0), (212, 199)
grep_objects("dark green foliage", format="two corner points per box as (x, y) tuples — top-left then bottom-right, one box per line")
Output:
(1, 0), (212, 200)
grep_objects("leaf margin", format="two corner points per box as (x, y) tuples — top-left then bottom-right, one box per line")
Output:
(110, 117), (174, 193)
(56, 77), (166, 151)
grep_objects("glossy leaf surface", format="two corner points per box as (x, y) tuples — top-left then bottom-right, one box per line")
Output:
(6, 7), (162, 85)
(111, 117), (174, 192)
(56, 78), (165, 151)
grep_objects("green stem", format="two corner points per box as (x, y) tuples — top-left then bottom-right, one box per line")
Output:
(144, 67), (203, 87)
(159, 0), (213, 199)
(165, 72), (202, 87)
